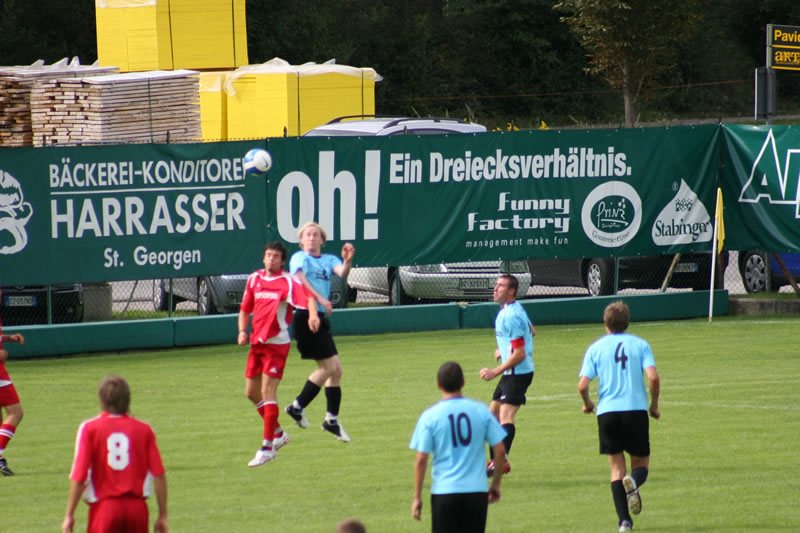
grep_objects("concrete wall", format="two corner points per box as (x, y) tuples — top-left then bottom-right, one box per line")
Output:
(3, 291), (728, 358)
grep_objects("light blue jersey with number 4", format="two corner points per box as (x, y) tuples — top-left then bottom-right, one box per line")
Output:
(410, 397), (506, 494)
(579, 332), (656, 415)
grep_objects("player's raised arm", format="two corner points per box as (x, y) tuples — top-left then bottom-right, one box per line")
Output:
(334, 242), (355, 279)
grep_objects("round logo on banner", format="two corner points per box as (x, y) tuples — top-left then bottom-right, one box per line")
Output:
(581, 181), (642, 248)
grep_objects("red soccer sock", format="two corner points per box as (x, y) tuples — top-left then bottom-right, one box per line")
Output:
(255, 400), (266, 419)
(262, 402), (279, 447)
(0, 424), (16, 455)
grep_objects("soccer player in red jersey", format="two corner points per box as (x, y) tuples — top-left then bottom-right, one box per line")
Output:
(0, 310), (25, 476)
(237, 241), (319, 467)
(62, 376), (167, 533)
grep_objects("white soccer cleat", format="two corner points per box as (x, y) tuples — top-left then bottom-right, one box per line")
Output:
(322, 420), (351, 443)
(285, 404), (310, 429)
(273, 432), (291, 451)
(623, 475), (641, 515)
(248, 449), (276, 467)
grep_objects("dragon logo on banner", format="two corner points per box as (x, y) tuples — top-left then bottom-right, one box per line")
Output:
(0, 169), (33, 255)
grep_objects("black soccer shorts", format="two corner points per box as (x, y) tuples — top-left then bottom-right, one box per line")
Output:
(597, 410), (650, 456)
(292, 310), (338, 360)
(491, 372), (533, 405)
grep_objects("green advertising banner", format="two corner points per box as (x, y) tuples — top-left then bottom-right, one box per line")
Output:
(265, 125), (722, 267)
(721, 124), (800, 252)
(0, 140), (269, 285)
(1, 125), (722, 286)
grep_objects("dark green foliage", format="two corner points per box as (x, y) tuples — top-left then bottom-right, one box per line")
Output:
(0, 0), (798, 127)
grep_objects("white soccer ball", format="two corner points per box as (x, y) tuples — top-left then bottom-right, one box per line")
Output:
(243, 148), (272, 176)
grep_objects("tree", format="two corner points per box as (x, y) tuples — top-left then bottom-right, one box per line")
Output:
(555, 0), (706, 127)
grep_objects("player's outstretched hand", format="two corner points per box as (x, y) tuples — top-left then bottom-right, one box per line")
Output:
(237, 332), (248, 346)
(411, 498), (422, 520)
(582, 401), (595, 414)
(479, 367), (497, 381)
(320, 296), (333, 315)
(341, 242), (356, 263)
(154, 516), (168, 533)
(7, 333), (23, 344)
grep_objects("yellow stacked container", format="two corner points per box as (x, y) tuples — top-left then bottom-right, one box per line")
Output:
(95, 0), (248, 72)
(224, 58), (380, 139)
(198, 71), (229, 141)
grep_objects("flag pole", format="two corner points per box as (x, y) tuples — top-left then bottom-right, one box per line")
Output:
(709, 187), (724, 322)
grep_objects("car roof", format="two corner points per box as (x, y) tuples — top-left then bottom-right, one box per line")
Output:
(303, 115), (487, 137)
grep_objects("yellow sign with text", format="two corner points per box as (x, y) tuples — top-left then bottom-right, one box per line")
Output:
(768, 24), (800, 71)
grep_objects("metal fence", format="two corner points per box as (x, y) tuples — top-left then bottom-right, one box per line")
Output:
(2, 250), (792, 325)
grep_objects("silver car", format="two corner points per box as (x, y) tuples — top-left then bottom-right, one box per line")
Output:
(346, 261), (531, 305)
(306, 116), (532, 305)
(153, 274), (348, 314)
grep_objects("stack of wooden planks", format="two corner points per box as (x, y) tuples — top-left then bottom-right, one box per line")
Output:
(0, 63), (117, 147)
(30, 70), (201, 146)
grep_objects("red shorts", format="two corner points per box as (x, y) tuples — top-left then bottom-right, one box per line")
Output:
(0, 384), (20, 407)
(245, 343), (290, 379)
(88, 497), (148, 533)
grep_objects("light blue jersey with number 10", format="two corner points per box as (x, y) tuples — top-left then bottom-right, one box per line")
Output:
(410, 397), (506, 494)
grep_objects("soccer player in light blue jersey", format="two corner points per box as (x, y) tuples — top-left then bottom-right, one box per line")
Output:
(579, 301), (661, 533)
(285, 222), (355, 443)
(479, 274), (535, 476)
(410, 362), (507, 533)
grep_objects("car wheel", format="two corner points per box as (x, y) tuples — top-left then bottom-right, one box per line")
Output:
(585, 259), (613, 296)
(347, 286), (358, 303)
(153, 280), (176, 311)
(197, 278), (218, 315)
(740, 251), (768, 293)
(389, 268), (412, 306)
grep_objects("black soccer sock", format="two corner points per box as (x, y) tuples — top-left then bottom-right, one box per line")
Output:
(611, 480), (631, 524)
(325, 386), (342, 418)
(632, 466), (648, 487)
(501, 423), (516, 455)
(296, 380), (322, 409)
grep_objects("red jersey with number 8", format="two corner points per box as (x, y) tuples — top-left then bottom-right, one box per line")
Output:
(69, 412), (165, 503)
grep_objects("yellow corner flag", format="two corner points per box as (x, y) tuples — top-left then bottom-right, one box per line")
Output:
(715, 187), (725, 252)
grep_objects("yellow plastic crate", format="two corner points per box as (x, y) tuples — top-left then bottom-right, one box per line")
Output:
(95, 0), (248, 72)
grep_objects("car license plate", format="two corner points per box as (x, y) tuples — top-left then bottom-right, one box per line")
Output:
(675, 263), (699, 273)
(459, 279), (489, 290)
(5, 295), (36, 307)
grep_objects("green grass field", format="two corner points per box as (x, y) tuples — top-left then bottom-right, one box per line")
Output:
(3, 315), (799, 532)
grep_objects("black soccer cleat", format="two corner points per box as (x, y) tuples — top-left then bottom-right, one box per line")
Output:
(0, 458), (15, 476)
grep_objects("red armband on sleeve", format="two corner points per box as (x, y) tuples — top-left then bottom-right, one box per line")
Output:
(510, 337), (525, 349)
